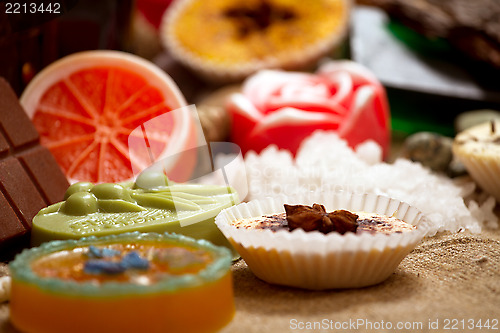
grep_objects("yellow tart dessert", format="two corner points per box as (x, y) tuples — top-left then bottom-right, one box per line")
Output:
(453, 120), (500, 202)
(9, 232), (234, 333)
(161, 0), (350, 81)
(215, 192), (428, 290)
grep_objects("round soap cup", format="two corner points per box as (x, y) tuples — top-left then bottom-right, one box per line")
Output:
(9, 232), (235, 333)
(215, 191), (429, 290)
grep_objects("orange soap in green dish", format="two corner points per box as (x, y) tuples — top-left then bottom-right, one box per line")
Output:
(31, 172), (239, 256)
(9, 232), (234, 333)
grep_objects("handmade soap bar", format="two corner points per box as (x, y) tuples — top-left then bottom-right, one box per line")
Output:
(227, 60), (391, 158)
(0, 77), (69, 259)
(31, 172), (239, 254)
(10, 232), (234, 333)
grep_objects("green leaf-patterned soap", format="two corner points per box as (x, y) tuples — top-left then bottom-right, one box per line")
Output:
(31, 173), (239, 255)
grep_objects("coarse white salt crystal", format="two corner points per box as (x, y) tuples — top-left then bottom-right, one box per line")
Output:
(244, 131), (497, 235)
(355, 140), (383, 165)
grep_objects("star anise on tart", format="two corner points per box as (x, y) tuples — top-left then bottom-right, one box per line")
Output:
(284, 203), (358, 234)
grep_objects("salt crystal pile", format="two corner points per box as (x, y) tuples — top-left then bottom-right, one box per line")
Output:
(244, 131), (498, 236)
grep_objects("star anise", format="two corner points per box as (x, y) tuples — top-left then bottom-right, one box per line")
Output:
(284, 204), (358, 235)
(223, 0), (297, 39)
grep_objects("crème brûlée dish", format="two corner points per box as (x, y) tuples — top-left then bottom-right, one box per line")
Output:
(9, 232), (234, 333)
(161, 0), (350, 81)
(215, 192), (428, 290)
(231, 207), (417, 235)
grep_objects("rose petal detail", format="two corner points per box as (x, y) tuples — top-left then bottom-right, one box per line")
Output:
(339, 85), (375, 136)
(250, 107), (342, 134)
(228, 93), (263, 122)
(324, 71), (353, 107)
(318, 60), (380, 87)
(266, 98), (347, 115)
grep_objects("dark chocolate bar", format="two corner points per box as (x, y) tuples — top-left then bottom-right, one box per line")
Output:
(0, 77), (69, 260)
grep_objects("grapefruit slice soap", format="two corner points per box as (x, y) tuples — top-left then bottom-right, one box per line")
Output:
(19, 50), (195, 184)
(31, 172), (239, 254)
(9, 232), (234, 333)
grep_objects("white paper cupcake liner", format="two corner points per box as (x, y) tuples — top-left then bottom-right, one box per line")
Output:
(160, 0), (351, 83)
(215, 191), (429, 290)
(453, 120), (500, 202)
(455, 153), (500, 202)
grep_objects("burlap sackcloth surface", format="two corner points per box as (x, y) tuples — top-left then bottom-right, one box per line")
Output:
(1, 229), (499, 333)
